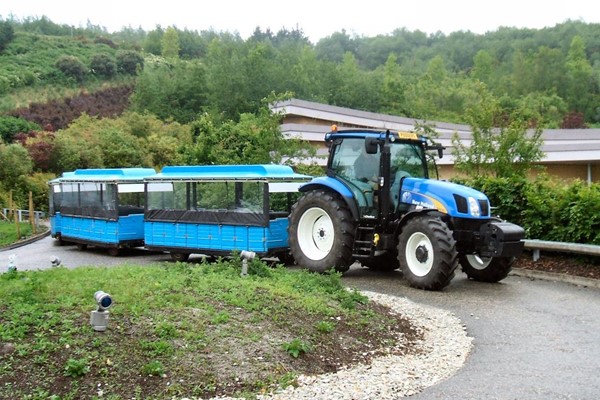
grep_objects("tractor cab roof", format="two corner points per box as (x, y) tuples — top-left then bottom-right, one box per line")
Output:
(324, 126), (427, 144)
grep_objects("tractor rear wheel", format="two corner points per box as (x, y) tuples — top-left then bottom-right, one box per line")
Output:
(460, 254), (514, 282)
(288, 190), (355, 273)
(170, 252), (190, 262)
(398, 216), (458, 290)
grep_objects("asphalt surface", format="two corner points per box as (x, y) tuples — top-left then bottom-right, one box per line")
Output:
(2, 236), (600, 399)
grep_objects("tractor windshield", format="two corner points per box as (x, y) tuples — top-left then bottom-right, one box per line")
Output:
(330, 138), (427, 181)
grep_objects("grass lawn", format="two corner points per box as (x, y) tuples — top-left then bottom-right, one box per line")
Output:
(0, 221), (35, 247)
(0, 258), (419, 399)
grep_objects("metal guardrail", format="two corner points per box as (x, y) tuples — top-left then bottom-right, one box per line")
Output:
(523, 239), (600, 261)
(2, 209), (46, 224)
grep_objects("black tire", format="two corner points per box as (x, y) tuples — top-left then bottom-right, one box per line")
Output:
(107, 248), (120, 257)
(76, 243), (87, 251)
(460, 254), (514, 282)
(170, 252), (190, 262)
(277, 251), (296, 265)
(288, 190), (355, 273)
(398, 216), (458, 290)
(361, 251), (400, 272)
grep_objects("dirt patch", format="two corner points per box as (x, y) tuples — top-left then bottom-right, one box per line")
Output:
(514, 251), (600, 280)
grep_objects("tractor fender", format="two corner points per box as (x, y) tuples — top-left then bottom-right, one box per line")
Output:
(299, 177), (361, 221)
(395, 208), (445, 236)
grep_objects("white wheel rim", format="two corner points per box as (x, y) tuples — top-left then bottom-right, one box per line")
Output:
(405, 232), (434, 277)
(297, 207), (334, 261)
(466, 254), (492, 270)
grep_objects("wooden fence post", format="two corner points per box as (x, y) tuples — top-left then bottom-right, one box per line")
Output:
(29, 191), (36, 234)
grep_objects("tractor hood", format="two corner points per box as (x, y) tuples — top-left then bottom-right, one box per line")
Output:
(400, 178), (491, 219)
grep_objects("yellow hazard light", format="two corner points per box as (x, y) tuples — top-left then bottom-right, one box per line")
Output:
(398, 131), (418, 140)
(331, 124), (338, 132)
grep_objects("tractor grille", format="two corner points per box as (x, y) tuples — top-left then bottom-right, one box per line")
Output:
(479, 200), (489, 216)
(453, 194), (468, 214)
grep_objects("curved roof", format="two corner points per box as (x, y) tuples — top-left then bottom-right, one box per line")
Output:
(58, 168), (157, 182)
(147, 164), (311, 181)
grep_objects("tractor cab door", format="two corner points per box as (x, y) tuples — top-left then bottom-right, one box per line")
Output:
(329, 138), (381, 218)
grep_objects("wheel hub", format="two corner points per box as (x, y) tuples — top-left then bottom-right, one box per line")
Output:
(415, 245), (429, 263)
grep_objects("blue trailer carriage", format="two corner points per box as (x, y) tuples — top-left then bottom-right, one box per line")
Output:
(143, 164), (311, 262)
(50, 168), (156, 255)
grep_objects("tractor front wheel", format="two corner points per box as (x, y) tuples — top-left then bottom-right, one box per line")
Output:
(398, 216), (458, 290)
(460, 254), (514, 283)
(288, 190), (355, 273)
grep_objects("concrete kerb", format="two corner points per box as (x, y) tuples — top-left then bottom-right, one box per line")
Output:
(510, 268), (600, 289)
(0, 229), (51, 252)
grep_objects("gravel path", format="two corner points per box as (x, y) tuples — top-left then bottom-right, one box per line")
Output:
(210, 291), (473, 400)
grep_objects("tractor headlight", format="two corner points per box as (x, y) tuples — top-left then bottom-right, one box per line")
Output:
(468, 197), (481, 217)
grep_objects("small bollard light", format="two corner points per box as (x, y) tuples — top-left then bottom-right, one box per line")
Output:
(7, 254), (17, 272)
(90, 291), (112, 332)
(240, 250), (256, 277)
(50, 255), (61, 267)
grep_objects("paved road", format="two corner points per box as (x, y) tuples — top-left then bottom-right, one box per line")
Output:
(2, 236), (600, 399)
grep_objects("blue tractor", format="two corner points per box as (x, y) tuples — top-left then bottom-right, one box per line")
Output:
(288, 127), (525, 290)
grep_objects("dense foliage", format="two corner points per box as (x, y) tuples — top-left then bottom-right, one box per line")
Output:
(461, 176), (600, 245)
(1, 17), (600, 125)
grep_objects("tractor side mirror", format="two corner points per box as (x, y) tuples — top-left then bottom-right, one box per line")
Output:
(365, 137), (379, 154)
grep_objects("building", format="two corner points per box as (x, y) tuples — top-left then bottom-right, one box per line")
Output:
(272, 98), (600, 183)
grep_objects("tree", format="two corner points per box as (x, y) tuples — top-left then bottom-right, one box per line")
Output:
(0, 20), (15, 52)
(471, 50), (494, 85)
(0, 143), (34, 206)
(131, 59), (208, 123)
(98, 128), (146, 167)
(564, 36), (595, 117)
(161, 26), (181, 58)
(452, 94), (544, 178)
(380, 54), (408, 115)
(143, 26), (164, 55)
(0, 116), (40, 143)
(183, 101), (313, 166)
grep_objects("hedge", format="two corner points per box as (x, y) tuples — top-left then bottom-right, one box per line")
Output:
(457, 176), (600, 245)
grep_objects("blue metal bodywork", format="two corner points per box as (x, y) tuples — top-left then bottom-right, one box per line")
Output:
(60, 214), (145, 246)
(144, 164), (310, 257)
(49, 168), (155, 248)
(400, 178), (490, 219)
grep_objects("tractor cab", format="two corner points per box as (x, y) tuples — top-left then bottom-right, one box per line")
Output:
(326, 127), (434, 221)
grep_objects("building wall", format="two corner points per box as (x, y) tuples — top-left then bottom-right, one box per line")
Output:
(532, 163), (600, 183)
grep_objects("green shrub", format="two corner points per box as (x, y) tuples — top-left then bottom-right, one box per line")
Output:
(0, 116), (41, 143)
(116, 50), (144, 75)
(55, 55), (87, 83)
(90, 53), (117, 78)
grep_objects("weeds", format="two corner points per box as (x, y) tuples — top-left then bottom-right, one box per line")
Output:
(63, 358), (89, 378)
(282, 338), (312, 358)
(141, 360), (165, 377)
